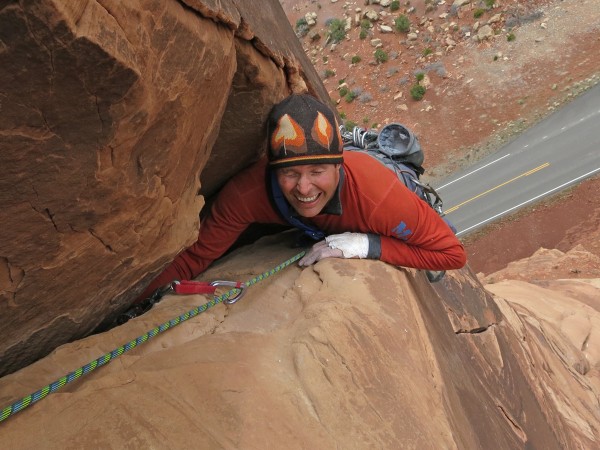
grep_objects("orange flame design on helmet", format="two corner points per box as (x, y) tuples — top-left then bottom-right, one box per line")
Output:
(311, 111), (335, 150)
(270, 114), (307, 155)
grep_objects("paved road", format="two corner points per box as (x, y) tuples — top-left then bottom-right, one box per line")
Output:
(435, 82), (600, 237)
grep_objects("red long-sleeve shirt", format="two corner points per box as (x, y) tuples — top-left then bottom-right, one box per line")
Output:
(142, 152), (466, 297)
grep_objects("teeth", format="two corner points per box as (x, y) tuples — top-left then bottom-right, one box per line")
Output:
(297, 194), (318, 202)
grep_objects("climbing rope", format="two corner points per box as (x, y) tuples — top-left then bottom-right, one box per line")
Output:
(0, 250), (306, 424)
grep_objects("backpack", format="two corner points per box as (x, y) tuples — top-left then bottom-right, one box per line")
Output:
(339, 123), (445, 217)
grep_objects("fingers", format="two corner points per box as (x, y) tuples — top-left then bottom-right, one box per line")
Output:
(298, 241), (343, 267)
(298, 242), (323, 266)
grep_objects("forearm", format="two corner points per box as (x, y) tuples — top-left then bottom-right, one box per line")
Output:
(378, 234), (466, 270)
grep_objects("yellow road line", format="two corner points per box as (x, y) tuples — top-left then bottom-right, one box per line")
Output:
(445, 162), (550, 214)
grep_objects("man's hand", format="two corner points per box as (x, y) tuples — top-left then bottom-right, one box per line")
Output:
(298, 233), (369, 267)
(298, 240), (344, 266)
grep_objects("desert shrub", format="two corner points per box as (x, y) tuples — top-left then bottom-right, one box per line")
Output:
(339, 112), (347, 119)
(339, 86), (349, 97)
(415, 72), (425, 82)
(345, 91), (358, 103)
(484, 0), (494, 7)
(360, 19), (371, 30)
(410, 84), (426, 100)
(327, 18), (347, 43)
(324, 69), (335, 78)
(387, 67), (399, 77)
(422, 47), (433, 56)
(351, 55), (362, 64)
(473, 8), (485, 19)
(507, 32), (516, 41)
(345, 119), (358, 129)
(374, 48), (388, 63)
(309, 31), (321, 41)
(358, 92), (373, 103)
(424, 61), (447, 77)
(390, 0), (400, 11)
(359, 29), (368, 40)
(295, 18), (310, 37)
(394, 15), (411, 33)
(505, 10), (543, 28)
(363, 117), (370, 124)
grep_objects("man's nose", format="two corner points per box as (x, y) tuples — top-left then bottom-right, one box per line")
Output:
(296, 174), (311, 193)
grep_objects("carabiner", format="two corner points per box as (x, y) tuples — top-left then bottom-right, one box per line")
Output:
(210, 280), (247, 305)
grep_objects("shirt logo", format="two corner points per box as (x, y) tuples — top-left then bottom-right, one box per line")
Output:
(392, 221), (412, 241)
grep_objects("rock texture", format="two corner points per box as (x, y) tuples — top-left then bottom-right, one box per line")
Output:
(480, 245), (600, 284)
(0, 234), (598, 448)
(0, 0), (329, 376)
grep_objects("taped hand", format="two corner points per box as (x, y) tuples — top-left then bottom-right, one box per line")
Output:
(298, 232), (369, 267)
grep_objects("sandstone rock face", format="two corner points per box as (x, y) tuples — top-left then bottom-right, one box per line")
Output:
(480, 245), (600, 284)
(0, 235), (598, 448)
(0, 0), (329, 376)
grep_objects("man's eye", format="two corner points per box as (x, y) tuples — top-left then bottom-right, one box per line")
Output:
(311, 171), (323, 176)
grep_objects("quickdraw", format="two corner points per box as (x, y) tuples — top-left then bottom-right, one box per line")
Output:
(0, 250), (306, 424)
(116, 280), (247, 325)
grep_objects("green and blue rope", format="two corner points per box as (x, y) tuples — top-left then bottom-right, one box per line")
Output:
(0, 250), (305, 424)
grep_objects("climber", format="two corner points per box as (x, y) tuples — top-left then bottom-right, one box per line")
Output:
(137, 93), (466, 302)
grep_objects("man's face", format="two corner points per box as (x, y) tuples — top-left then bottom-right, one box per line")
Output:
(275, 163), (341, 218)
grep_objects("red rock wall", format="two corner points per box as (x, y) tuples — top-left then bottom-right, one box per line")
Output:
(0, 0), (329, 375)
(1, 238), (597, 447)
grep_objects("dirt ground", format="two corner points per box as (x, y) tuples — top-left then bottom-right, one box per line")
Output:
(462, 174), (600, 275)
(280, 0), (600, 275)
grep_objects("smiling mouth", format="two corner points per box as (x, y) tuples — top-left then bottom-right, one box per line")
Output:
(296, 193), (319, 203)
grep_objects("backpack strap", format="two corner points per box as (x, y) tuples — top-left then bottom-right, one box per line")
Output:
(268, 170), (325, 241)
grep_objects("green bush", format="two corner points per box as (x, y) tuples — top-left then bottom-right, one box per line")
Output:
(410, 84), (426, 100)
(362, 117), (370, 124)
(351, 55), (362, 64)
(390, 0), (400, 11)
(295, 18), (310, 37)
(507, 32), (516, 41)
(339, 86), (349, 97)
(340, 112), (347, 119)
(473, 8), (485, 19)
(415, 72), (425, 82)
(324, 69), (335, 78)
(422, 47), (433, 57)
(345, 91), (358, 103)
(360, 19), (371, 30)
(394, 15), (410, 33)
(295, 18), (308, 29)
(345, 119), (358, 130)
(484, 0), (494, 7)
(374, 48), (388, 63)
(359, 29), (368, 40)
(327, 18), (347, 43)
